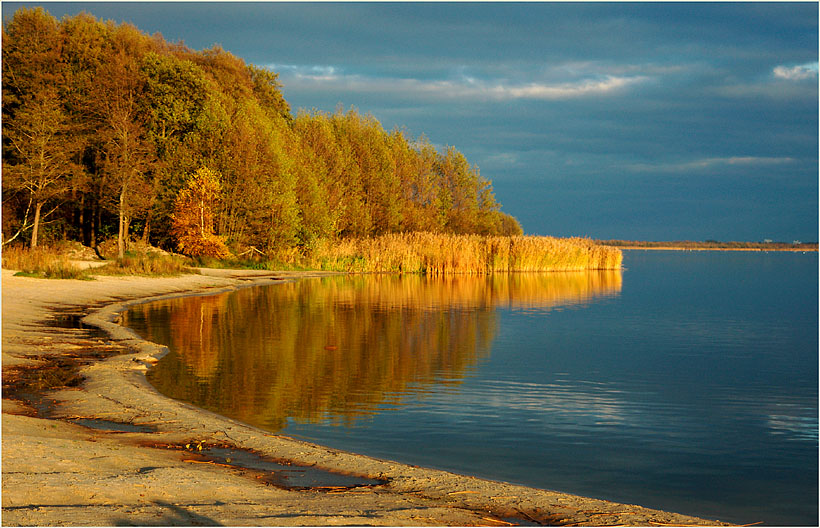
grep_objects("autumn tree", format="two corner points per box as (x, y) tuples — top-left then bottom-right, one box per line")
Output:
(172, 167), (230, 258)
(2, 7), (76, 247)
(58, 12), (111, 247)
(292, 110), (346, 236)
(339, 109), (402, 235)
(248, 64), (291, 122)
(91, 26), (157, 258)
(391, 133), (444, 233)
(285, 127), (335, 248)
(139, 51), (212, 244)
(2, 89), (77, 247)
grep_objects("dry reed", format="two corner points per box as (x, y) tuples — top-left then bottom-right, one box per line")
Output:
(1, 245), (89, 279)
(305, 232), (623, 274)
(94, 254), (195, 276)
(2, 244), (195, 278)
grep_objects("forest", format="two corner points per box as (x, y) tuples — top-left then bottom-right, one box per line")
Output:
(2, 7), (523, 261)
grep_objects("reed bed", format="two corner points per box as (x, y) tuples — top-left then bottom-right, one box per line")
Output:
(306, 232), (623, 274)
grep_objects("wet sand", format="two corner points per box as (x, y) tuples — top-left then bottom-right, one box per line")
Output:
(2, 267), (731, 526)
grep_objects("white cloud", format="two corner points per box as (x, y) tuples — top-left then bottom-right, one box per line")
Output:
(486, 75), (647, 100)
(270, 63), (650, 101)
(267, 64), (340, 82)
(772, 62), (819, 81)
(705, 62), (817, 99)
(628, 156), (796, 173)
(482, 152), (522, 167)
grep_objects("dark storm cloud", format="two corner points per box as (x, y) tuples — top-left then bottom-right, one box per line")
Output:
(4, 2), (817, 241)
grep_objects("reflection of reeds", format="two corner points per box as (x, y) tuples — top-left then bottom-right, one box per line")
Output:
(129, 271), (622, 433)
(306, 232), (622, 273)
(314, 272), (622, 311)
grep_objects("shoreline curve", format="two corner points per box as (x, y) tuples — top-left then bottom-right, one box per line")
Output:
(2, 268), (732, 526)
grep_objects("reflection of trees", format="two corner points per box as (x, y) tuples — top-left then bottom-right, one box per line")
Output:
(124, 272), (621, 433)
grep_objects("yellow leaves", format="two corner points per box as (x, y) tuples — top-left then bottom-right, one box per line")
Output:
(172, 167), (230, 259)
(185, 440), (205, 451)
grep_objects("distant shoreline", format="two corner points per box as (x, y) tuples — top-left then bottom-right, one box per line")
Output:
(597, 240), (817, 252)
(612, 246), (817, 252)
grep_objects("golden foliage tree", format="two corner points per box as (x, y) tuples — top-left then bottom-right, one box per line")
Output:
(171, 167), (230, 258)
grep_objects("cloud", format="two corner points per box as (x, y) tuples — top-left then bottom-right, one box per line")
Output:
(269, 63), (650, 101)
(486, 75), (647, 99)
(772, 62), (819, 81)
(269, 64), (340, 82)
(708, 62), (818, 99)
(627, 156), (797, 173)
(481, 152), (522, 168)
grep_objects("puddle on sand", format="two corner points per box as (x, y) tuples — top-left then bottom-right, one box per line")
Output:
(4, 354), (110, 416)
(3, 310), (127, 420)
(44, 309), (109, 338)
(3, 360), (84, 415)
(49, 312), (92, 329)
(159, 443), (387, 490)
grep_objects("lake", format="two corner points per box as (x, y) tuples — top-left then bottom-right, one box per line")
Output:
(121, 250), (818, 525)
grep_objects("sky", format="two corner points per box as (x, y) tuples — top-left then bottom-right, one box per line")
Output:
(4, 2), (818, 242)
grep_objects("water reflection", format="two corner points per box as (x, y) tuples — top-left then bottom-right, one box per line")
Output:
(123, 271), (622, 432)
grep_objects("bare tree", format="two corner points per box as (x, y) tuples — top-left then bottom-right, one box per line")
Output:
(3, 88), (76, 247)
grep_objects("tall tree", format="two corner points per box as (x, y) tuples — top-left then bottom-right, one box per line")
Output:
(218, 101), (300, 252)
(2, 7), (75, 246)
(139, 51), (211, 244)
(91, 28), (156, 258)
(58, 12), (111, 247)
(3, 88), (76, 246)
(248, 64), (291, 122)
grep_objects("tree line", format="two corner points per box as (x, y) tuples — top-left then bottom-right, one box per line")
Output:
(2, 7), (522, 259)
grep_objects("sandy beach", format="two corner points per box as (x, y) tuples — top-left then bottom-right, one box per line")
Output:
(1, 267), (729, 526)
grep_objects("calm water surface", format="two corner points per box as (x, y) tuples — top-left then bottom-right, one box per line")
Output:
(122, 251), (818, 525)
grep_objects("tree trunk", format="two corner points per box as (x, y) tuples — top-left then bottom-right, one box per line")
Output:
(92, 202), (101, 249)
(30, 201), (43, 248)
(124, 217), (131, 252)
(79, 194), (91, 247)
(142, 216), (150, 245)
(118, 187), (127, 259)
(200, 198), (207, 238)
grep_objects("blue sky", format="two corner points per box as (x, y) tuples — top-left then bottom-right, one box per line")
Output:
(5, 2), (818, 241)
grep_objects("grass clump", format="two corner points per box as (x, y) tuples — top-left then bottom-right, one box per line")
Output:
(191, 254), (312, 272)
(93, 253), (197, 276)
(2, 245), (92, 280)
(2, 244), (198, 279)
